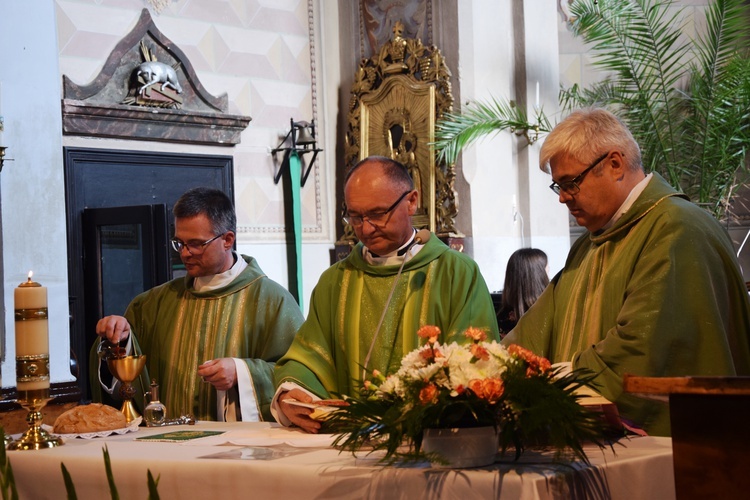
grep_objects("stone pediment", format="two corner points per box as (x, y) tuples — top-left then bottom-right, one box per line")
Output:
(62, 9), (250, 145)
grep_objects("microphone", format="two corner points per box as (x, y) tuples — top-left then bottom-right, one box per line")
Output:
(361, 229), (431, 384)
(414, 228), (431, 246)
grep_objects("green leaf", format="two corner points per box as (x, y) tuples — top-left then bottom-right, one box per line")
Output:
(147, 470), (160, 500)
(61, 463), (78, 500)
(102, 446), (119, 500)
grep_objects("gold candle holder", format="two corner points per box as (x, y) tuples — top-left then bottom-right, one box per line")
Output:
(7, 376), (62, 450)
(107, 355), (147, 423)
(10, 275), (63, 450)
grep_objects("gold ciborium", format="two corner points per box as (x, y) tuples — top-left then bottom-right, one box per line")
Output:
(106, 355), (147, 424)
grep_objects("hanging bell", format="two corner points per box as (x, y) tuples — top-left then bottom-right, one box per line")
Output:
(295, 122), (316, 147)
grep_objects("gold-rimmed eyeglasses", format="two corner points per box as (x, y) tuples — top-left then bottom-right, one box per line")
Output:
(170, 233), (225, 255)
(343, 191), (411, 228)
(549, 152), (610, 196)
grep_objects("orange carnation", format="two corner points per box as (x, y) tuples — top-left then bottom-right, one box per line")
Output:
(417, 325), (441, 344)
(419, 383), (438, 404)
(468, 379), (484, 397)
(470, 343), (490, 361)
(481, 378), (505, 402)
(464, 327), (487, 342)
(509, 344), (552, 375)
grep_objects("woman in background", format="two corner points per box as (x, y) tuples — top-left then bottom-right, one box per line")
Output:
(497, 248), (549, 336)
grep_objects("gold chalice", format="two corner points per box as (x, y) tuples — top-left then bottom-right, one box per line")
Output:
(106, 355), (147, 424)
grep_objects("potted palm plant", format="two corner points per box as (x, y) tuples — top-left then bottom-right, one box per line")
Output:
(434, 0), (750, 221)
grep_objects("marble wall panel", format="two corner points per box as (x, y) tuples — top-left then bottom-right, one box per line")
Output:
(57, 0), (326, 242)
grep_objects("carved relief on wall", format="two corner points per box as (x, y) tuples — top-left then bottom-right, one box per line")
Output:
(62, 9), (250, 145)
(120, 41), (184, 109)
(343, 21), (459, 242)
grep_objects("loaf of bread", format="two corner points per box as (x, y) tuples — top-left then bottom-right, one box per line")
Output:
(53, 403), (127, 434)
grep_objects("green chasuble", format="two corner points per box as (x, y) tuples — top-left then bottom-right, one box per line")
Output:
(274, 235), (499, 399)
(504, 174), (750, 436)
(92, 256), (304, 422)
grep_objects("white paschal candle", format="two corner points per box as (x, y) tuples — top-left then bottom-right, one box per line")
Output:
(14, 272), (50, 391)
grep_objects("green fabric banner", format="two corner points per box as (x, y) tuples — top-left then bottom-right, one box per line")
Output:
(288, 151), (304, 313)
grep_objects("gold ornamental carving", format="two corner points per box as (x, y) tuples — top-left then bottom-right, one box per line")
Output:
(343, 21), (459, 243)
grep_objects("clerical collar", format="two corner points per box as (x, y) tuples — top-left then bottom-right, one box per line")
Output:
(396, 231), (417, 256)
(599, 173), (653, 232)
(363, 230), (422, 266)
(193, 251), (247, 292)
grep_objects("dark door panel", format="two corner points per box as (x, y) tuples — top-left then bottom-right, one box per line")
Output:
(65, 147), (233, 400)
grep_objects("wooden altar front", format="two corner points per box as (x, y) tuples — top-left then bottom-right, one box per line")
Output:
(623, 375), (750, 500)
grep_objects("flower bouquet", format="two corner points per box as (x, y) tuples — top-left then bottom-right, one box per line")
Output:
(328, 326), (611, 465)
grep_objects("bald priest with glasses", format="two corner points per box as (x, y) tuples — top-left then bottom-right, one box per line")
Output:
(94, 187), (304, 422)
(502, 108), (750, 436)
(272, 156), (499, 433)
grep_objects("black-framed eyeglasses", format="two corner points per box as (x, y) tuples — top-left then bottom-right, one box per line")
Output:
(170, 233), (225, 255)
(343, 191), (411, 228)
(549, 152), (610, 195)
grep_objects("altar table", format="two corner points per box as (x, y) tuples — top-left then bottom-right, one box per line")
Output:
(7, 422), (675, 499)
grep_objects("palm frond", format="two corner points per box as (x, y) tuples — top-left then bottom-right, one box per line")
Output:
(434, 97), (551, 165)
(569, 0), (691, 186)
(433, 0), (750, 221)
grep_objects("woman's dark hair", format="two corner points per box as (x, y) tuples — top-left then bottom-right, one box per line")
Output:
(500, 248), (549, 323)
(173, 187), (236, 235)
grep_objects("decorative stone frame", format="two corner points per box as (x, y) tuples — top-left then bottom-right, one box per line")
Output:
(61, 9), (250, 145)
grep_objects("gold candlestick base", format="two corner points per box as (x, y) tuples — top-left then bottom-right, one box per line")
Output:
(8, 388), (63, 450)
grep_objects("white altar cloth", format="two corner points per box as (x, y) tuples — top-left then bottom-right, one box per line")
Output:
(7, 422), (675, 499)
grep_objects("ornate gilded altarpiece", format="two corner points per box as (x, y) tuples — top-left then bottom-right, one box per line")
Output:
(341, 21), (460, 244)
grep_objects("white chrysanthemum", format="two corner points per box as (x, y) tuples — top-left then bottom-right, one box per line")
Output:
(397, 344), (434, 372)
(377, 374), (405, 398)
(443, 342), (509, 389)
(486, 341), (512, 362)
(383, 340), (514, 398)
(413, 361), (443, 382)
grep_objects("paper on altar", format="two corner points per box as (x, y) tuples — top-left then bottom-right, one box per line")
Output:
(179, 423), (337, 448)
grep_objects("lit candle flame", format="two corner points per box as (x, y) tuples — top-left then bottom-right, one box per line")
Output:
(28, 270), (33, 280)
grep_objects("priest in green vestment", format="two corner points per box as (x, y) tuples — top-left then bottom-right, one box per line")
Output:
(93, 187), (304, 422)
(272, 156), (499, 433)
(503, 108), (750, 436)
